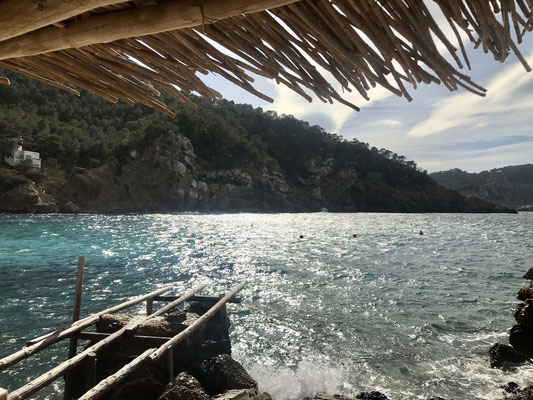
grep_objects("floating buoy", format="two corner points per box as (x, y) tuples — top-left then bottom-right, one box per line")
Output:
(299, 235), (304, 239)
(353, 234), (357, 238)
(419, 230), (424, 235)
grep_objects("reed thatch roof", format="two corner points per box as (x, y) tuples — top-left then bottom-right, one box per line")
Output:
(0, 0), (531, 116)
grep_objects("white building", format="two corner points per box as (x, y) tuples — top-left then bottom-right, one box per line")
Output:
(4, 138), (41, 169)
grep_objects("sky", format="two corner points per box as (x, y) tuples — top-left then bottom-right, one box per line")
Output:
(193, 10), (533, 174)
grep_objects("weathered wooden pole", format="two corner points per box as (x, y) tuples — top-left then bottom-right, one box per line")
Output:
(0, 388), (8, 400)
(64, 256), (86, 400)
(146, 299), (153, 316)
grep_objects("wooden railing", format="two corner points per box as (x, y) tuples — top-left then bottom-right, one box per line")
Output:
(0, 256), (244, 400)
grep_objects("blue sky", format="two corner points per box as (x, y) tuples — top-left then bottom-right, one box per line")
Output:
(196, 18), (533, 173)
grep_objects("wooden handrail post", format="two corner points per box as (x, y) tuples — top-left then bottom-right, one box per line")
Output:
(64, 256), (86, 400)
(0, 388), (8, 400)
(146, 299), (153, 315)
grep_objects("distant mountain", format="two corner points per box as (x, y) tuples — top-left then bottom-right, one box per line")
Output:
(0, 69), (514, 214)
(430, 165), (533, 209)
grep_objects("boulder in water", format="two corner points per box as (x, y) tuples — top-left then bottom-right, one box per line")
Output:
(157, 372), (209, 400)
(191, 354), (257, 395)
(489, 343), (527, 367)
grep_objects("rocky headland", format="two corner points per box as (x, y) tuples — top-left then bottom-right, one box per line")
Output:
(430, 166), (533, 211)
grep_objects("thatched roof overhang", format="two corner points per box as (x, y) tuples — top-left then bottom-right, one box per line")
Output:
(0, 0), (531, 116)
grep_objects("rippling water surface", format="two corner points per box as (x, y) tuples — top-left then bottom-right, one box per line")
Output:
(1, 212), (533, 399)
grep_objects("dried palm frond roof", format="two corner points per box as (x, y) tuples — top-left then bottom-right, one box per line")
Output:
(0, 0), (531, 116)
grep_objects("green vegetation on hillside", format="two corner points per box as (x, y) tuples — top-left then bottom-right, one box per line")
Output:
(0, 69), (429, 190)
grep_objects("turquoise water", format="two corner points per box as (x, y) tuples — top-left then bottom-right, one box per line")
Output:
(1, 212), (533, 399)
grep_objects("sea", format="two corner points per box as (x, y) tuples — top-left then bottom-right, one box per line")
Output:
(1, 212), (533, 400)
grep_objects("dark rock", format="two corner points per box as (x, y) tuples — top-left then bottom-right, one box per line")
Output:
(157, 372), (209, 400)
(509, 324), (533, 357)
(109, 375), (166, 400)
(501, 382), (521, 394)
(489, 343), (527, 367)
(518, 287), (533, 301)
(524, 268), (533, 280)
(0, 182), (39, 212)
(427, 397), (447, 400)
(514, 299), (533, 325)
(59, 200), (80, 213)
(356, 392), (389, 400)
(191, 354), (257, 395)
(34, 202), (58, 213)
(507, 384), (533, 400)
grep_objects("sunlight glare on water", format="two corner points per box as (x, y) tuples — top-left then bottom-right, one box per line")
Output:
(1, 212), (533, 399)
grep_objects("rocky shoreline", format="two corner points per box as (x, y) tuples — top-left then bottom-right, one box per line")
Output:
(72, 275), (533, 400)
(489, 268), (533, 400)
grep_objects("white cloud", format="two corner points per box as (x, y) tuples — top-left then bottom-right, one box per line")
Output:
(408, 52), (533, 137)
(265, 67), (393, 133)
(382, 119), (402, 128)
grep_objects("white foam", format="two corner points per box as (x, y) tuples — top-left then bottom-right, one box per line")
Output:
(247, 359), (348, 400)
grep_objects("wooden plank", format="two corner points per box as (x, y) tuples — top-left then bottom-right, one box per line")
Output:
(0, 0), (125, 42)
(0, 0), (300, 60)
(6, 284), (206, 400)
(73, 283), (245, 400)
(64, 256), (86, 400)
(0, 77), (9, 85)
(154, 295), (241, 304)
(78, 348), (155, 400)
(73, 332), (172, 345)
(1, 285), (173, 372)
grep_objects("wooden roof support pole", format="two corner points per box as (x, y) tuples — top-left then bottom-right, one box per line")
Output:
(77, 282), (245, 400)
(0, 0), (300, 60)
(6, 284), (207, 400)
(0, 0), (126, 42)
(0, 285), (174, 372)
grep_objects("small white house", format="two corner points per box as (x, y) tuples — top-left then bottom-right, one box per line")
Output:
(4, 138), (41, 169)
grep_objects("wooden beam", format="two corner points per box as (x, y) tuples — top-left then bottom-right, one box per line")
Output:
(1, 285), (173, 372)
(0, 0), (125, 42)
(6, 284), (206, 400)
(73, 332), (172, 345)
(0, 0), (300, 60)
(0, 388), (7, 400)
(0, 77), (9, 85)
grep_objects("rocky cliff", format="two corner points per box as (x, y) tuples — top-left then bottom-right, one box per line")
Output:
(0, 131), (517, 214)
(18, 131), (513, 214)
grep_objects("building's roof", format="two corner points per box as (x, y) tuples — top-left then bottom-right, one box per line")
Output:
(0, 0), (531, 116)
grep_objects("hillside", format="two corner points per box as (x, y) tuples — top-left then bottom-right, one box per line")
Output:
(0, 69), (514, 214)
(430, 166), (533, 209)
